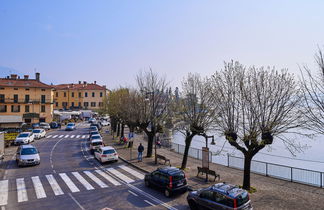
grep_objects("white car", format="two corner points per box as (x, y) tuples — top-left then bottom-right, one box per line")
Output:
(89, 134), (102, 141)
(40, 122), (51, 130)
(32, 129), (46, 139)
(94, 146), (118, 163)
(101, 120), (110, 126)
(14, 132), (34, 145)
(90, 139), (104, 152)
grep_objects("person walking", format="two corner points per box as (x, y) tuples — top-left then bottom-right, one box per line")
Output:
(137, 143), (144, 162)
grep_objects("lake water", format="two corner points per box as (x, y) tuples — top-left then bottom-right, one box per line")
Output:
(172, 131), (324, 172)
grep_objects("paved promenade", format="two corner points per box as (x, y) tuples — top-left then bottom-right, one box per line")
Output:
(103, 130), (324, 210)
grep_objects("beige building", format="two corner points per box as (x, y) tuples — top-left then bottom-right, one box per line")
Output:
(53, 81), (108, 111)
(0, 73), (54, 124)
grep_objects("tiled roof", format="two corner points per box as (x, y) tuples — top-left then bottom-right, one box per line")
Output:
(53, 83), (106, 90)
(0, 78), (52, 89)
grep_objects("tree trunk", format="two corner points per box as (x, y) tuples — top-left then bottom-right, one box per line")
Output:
(117, 123), (120, 137)
(146, 132), (154, 157)
(181, 134), (195, 170)
(121, 124), (125, 137)
(243, 154), (252, 190)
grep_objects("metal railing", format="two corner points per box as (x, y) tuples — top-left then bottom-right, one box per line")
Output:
(171, 142), (324, 188)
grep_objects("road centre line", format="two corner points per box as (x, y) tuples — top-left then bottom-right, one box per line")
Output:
(68, 193), (85, 210)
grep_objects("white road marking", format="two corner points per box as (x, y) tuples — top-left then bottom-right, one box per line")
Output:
(144, 200), (155, 206)
(68, 193), (85, 210)
(31, 176), (47, 199)
(59, 173), (80, 193)
(83, 171), (108, 188)
(85, 135), (89, 139)
(118, 165), (144, 179)
(52, 135), (58, 138)
(16, 178), (28, 202)
(0, 180), (8, 206)
(72, 172), (94, 190)
(95, 170), (120, 186)
(70, 135), (75, 138)
(81, 135), (86, 139)
(128, 190), (138, 196)
(76, 135), (80, 138)
(46, 175), (64, 196)
(64, 135), (70, 138)
(46, 135), (53, 138)
(58, 135), (64, 138)
(106, 168), (134, 183)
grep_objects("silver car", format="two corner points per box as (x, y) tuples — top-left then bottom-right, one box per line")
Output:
(16, 144), (40, 167)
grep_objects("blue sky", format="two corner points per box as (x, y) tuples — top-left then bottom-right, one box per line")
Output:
(1, 0), (324, 89)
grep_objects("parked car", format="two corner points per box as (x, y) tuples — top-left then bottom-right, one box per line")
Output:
(14, 132), (34, 145)
(187, 182), (253, 210)
(89, 126), (98, 133)
(32, 129), (46, 139)
(88, 118), (96, 124)
(90, 123), (102, 130)
(90, 139), (104, 152)
(39, 122), (51, 130)
(90, 131), (100, 138)
(32, 123), (40, 129)
(16, 144), (40, 167)
(65, 123), (76, 131)
(144, 167), (188, 197)
(89, 134), (102, 141)
(94, 146), (118, 163)
(100, 120), (110, 126)
(50, 122), (60, 129)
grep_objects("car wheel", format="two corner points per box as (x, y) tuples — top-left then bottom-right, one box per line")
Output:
(164, 189), (171, 197)
(188, 200), (198, 210)
(145, 180), (150, 187)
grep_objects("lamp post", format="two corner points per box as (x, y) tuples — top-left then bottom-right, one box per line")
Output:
(202, 133), (215, 182)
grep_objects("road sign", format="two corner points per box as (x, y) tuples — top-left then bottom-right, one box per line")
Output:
(202, 147), (209, 169)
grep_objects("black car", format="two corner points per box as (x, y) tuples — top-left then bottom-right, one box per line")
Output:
(50, 122), (60, 129)
(144, 167), (188, 197)
(187, 183), (253, 210)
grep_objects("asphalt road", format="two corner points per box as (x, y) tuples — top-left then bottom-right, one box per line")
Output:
(0, 123), (190, 210)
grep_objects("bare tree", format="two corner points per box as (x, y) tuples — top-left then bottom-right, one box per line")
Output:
(210, 61), (303, 190)
(175, 73), (215, 169)
(136, 69), (171, 157)
(300, 48), (324, 134)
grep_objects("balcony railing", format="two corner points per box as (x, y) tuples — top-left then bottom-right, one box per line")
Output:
(2, 98), (53, 104)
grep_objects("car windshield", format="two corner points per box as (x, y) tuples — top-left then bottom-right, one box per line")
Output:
(236, 191), (249, 206)
(91, 132), (99, 135)
(91, 135), (101, 139)
(171, 172), (185, 181)
(18, 133), (29, 137)
(33, 130), (41, 133)
(40, 123), (47, 126)
(21, 148), (38, 155)
(91, 142), (103, 146)
(90, 127), (97, 130)
(67, 123), (74, 126)
(103, 149), (116, 154)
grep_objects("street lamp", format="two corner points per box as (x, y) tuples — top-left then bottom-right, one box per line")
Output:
(202, 133), (215, 182)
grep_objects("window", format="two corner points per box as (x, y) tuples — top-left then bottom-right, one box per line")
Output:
(71, 102), (74, 107)
(41, 95), (46, 103)
(0, 94), (4, 103)
(99, 102), (103, 107)
(13, 94), (18, 103)
(11, 105), (20, 112)
(64, 92), (66, 97)
(41, 105), (45, 112)
(25, 95), (30, 103)
(25, 88), (29, 91)
(84, 102), (89, 107)
(91, 102), (96, 107)
(199, 190), (214, 201)
(55, 102), (58, 107)
(25, 105), (30, 113)
(100, 92), (103, 97)
(41, 89), (45, 91)
(78, 102), (81, 107)
(72, 92), (74, 97)
(85, 92), (88, 97)
(14, 88), (18, 90)
(55, 92), (58, 97)
(78, 92), (81, 98)
(0, 105), (6, 112)
(92, 92), (95, 97)
(62, 102), (68, 107)
(0, 87), (4, 90)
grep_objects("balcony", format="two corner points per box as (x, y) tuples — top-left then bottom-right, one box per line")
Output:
(2, 98), (54, 104)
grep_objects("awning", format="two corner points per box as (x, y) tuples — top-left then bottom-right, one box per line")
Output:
(0, 115), (23, 123)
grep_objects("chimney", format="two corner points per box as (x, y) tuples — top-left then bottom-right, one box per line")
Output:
(35, 72), (40, 81)
(78, 81), (81, 84)
(24, 75), (29, 80)
(83, 81), (87, 84)
(94, 81), (96, 84)
(10, 74), (17, 79)
(103, 85), (106, 89)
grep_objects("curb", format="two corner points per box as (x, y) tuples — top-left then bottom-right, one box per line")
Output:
(118, 155), (150, 174)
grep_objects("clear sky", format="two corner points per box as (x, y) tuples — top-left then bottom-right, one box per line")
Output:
(1, 0), (324, 89)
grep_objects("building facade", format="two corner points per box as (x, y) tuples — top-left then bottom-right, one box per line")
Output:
(0, 73), (54, 123)
(53, 81), (108, 111)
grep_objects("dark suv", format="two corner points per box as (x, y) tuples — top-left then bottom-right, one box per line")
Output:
(144, 167), (188, 197)
(187, 183), (253, 210)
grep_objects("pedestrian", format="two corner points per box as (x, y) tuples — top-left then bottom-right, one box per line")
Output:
(137, 143), (144, 162)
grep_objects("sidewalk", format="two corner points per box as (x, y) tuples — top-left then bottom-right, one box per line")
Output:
(102, 130), (324, 210)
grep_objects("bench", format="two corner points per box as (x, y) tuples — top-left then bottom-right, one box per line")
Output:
(197, 166), (220, 181)
(156, 154), (171, 166)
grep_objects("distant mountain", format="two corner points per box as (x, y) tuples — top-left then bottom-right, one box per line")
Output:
(0, 66), (22, 78)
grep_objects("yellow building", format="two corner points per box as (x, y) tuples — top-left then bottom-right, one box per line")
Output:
(0, 73), (54, 123)
(53, 81), (108, 111)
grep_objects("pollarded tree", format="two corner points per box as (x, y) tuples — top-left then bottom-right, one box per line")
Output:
(175, 73), (216, 170)
(210, 61), (304, 190)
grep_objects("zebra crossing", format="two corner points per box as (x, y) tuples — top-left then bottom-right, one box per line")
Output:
(0, 165), (144, 206)
(46, 134), (89, 139)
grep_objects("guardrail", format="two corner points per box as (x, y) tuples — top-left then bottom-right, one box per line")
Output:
(171, 142), (324, 188)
